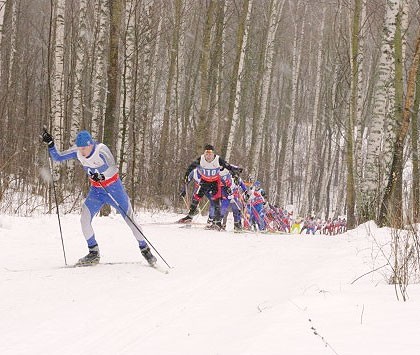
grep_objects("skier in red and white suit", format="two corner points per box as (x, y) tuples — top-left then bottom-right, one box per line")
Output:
(178, 144), (242, 230)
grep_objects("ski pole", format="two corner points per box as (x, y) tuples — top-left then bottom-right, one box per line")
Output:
(42, 129), (67, 266)
(98, 181), (171, 268)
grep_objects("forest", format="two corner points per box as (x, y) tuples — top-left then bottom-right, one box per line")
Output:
(1, 0), (420, 229)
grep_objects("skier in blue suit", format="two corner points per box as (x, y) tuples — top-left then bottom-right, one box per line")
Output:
(42, 129), (157, 266)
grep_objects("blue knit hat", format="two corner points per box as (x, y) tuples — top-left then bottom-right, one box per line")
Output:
(75, 130), (94, 147)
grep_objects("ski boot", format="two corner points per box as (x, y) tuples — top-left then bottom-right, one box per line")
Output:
(76, 245), (100, 266)
(234, 221), (242, 232)
(206, 217), (214, 226)
(140, 245), (157, 266)
(205, 221), (222, 231)
(178, 215), (193, 223)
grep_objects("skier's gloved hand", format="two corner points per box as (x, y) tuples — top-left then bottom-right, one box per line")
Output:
(231, 166), (243, 176)
(41, 130), (54, 147)
(184, 174), (189, 184)
(226, 187), (232, 196)
(243, 191), (250, 202)
(90, 172), (105, 182)
(180, 188), (186, 198)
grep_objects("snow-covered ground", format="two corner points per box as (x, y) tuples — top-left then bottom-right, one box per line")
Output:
(1, 212), (419, 355)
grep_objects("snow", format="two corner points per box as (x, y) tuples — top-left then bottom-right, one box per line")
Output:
(1, 212), (419, 355)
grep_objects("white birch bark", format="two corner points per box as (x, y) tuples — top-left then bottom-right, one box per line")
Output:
(279, 0), (306, 206)
(381, 0), (403, 184)
(363, 0), (399, 201)
(249, 0), (284, 178)
(0, 0), (16, 132)
(355, 0), (366, 181)
(225, 0), (253, 162)
(318, 66), (338, 215)
(71, 0), (88, 141)
(0, 1), (6, 58)
(7, 1), (16, 86)
(144, 4), (162, 170)
(118, 0), (136, 177)
(91, 0), (109, 138)
(51, 0), (65, 149)
(301, 7), (326, 214)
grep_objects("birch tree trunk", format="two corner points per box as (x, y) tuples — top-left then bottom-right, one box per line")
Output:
(411, 56), (420, 222)
(51, 0), (65, 149)
(195, 1), (215, 154)
(0, 0), (17, 139)
(379, 27), (420, 227)
(347, 0), (363, 229)
(103, 0), (123, 156)
(91, 0), (108, 139)
(118, 0), (136, 177)
(301, 6), (326, 215)
(354, 0), (367, 224)
(0, 0), (16, 161)
(222, 0), (253, 161)
(249, 0), (283, 179)
(278, 0), (306, 208)
(157, 0), (182, 194)
(71, 0), (88, 141)
(361, 0), (399, 221)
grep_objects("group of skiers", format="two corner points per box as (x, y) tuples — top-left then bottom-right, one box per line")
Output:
(176, 144), (283, 233)
(41, 128), (346, 267)
(176, 145), (347, 235)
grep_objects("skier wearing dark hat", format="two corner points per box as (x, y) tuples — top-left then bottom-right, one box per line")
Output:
(178, 144), (242, 230)
(41, 129), (157, 266)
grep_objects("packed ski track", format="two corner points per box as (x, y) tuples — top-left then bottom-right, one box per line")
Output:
(1, 212), (419, 355)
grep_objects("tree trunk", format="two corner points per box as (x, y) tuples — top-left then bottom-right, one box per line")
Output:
(412, 53), (420, 222)
(362, 0), (399, 221)
(222, 0), (253, 160)
(103, 0), (123, 156)
(249, 0), (283, 178)
(379, 24), (420, 227)
(195, 1), (215, 154)
(156, 0), (181, 194)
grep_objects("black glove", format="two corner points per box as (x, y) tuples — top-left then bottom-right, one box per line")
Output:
(243, 191), (250, 202)
(180, 187), (186, 198)
(226, 187), (232, 195)
(41, 130), (54, 147)
(231, 166), (243, 175)
(184, 174), (189, 183)
(90, 172), (105, 182)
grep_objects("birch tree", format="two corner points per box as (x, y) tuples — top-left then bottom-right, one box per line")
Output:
(301, 6), (326, 215)
(379, 9), (420, 227)
(248, 0), (283, 179)
(347, 0), (364, 229)
(195, 1), (215, 154)
(278, 0), (306, 207)
(104, 0), (123, 156)
(51, 0), (66, 149)
(222, 0), (253, 161)
(362, 0), (400, 221)
(157, 0), (182, 194)
(91, 0), (109, 138)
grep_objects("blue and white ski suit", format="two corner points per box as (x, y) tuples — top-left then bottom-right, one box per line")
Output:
(48, 143), (147, 248)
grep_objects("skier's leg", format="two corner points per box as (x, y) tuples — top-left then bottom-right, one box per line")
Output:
(105, 181), (147, 247)
(77, 188), (104, 264)
(81, 187), (105, 247)
(105, 181), (156, 265)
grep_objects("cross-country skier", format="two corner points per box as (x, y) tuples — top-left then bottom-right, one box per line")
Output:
(41, 129), (157, 266)
(220, 169), (246, 231)
(178, 144), (242, 230)
(246, 181), (266, 231)
(180, 167), (215, 224)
